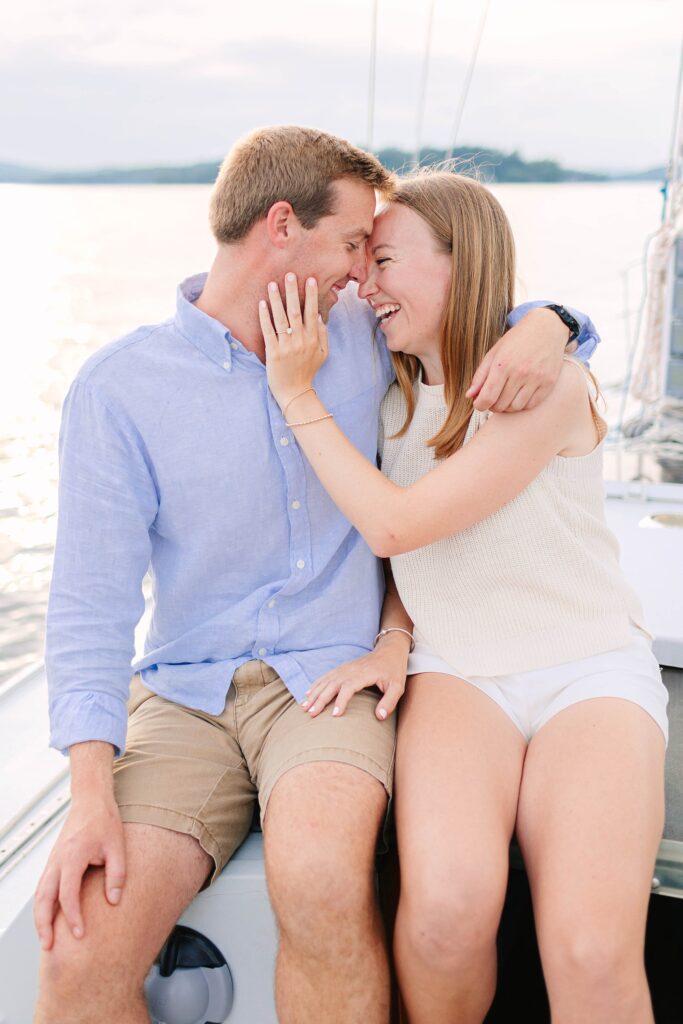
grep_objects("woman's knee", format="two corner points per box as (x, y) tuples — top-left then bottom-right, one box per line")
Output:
(542, 921), (644, 996)
(397, 878), (504, 971)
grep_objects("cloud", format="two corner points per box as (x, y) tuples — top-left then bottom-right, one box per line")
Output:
(0, 1), (679, 171)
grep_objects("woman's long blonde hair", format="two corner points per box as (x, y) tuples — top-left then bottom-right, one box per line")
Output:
(388, 170), (516, 459)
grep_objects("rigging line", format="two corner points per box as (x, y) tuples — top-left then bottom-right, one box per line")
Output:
(366, 0), (379, 152)
(661, 31), (683, 222)
(615, 227), (660, 435)
(412, 0), (436, 170)
(667, 35), (683, 186)
(446, 0), (491, 161)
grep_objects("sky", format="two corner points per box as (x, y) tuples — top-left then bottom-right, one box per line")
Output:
(2, 0), (681, 173)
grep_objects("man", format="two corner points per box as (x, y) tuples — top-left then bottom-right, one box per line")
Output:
(34, 125), (598, 1023)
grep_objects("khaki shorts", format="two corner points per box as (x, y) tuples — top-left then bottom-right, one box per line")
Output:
(112, 661), (396, 884)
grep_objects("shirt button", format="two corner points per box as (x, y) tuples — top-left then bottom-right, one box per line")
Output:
(296, 559), (305, 569)
(267, 599), (276, 608)
(280, 436), (289, 447)
(222, 361), (230, 370)
(230, 341), (239, 350)
(291, 499), (301, 510)
(258, 647), (267, 657)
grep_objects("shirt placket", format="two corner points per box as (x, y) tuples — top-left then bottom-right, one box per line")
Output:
(251, 391), (313, 660)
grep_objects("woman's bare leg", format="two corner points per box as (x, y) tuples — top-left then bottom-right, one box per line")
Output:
(516, 698), (665, 1024)
(393, 673), (527, 1024)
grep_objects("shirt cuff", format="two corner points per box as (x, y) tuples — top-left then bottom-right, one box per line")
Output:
(49, 691), (129, 758)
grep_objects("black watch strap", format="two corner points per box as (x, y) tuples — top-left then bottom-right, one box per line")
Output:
(545, 304), (580, 343)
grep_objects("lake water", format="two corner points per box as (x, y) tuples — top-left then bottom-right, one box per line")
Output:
(0, 181), (666, 685)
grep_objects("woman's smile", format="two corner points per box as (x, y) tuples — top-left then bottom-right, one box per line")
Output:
(373, 302), (402, 328)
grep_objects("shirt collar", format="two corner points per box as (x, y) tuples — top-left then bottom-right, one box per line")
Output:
(174, 272), (236, 372)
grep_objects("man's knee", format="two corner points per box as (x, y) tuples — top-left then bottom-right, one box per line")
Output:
(264, 763), (387, 946)
(267, 853), (380, 960)
(264, 761), (387, 867)
(36, 870), (148, 1017)
(35, 824), (211, 1020)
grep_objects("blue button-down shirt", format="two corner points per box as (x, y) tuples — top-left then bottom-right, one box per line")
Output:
(46, 276), (599, 755)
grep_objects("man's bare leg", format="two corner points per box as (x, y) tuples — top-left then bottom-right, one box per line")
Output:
(264, 762), (390, 1024)
(34, 823), (212, 1024)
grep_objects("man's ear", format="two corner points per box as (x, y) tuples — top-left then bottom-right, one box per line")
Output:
(266, 201), (299, 249)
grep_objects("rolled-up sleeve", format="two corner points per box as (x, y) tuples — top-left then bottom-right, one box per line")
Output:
(507, 300), (601, 363)
(46, 378), (159, 756)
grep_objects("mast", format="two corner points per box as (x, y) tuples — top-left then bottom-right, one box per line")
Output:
(412, 0), (436, 170)
(631, 38), (683, 408)
(445, 0), (491, 161)
(366, 0), (379, 152)
(619, 37), (683, 478)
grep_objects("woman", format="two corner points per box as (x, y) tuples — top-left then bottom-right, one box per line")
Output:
(259, 171), (668, 1024)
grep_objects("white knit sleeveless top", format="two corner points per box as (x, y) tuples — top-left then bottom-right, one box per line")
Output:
(379, 371), (648, 675)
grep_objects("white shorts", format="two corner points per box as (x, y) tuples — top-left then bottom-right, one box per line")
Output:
(407, 629), (669, 744)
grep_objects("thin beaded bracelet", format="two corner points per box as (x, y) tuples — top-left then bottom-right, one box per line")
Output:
(286, 413), (334, 428)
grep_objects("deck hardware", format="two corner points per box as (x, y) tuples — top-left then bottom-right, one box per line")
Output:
(145, 925), (233, 1023)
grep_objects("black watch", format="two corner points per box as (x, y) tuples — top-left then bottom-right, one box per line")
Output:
(545, 304), (580, 343)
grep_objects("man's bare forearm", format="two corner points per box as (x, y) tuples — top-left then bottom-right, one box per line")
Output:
(69, 741), (116, 799)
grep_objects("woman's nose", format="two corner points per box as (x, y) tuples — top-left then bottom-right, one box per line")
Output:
(357, 272), (377, 300)
(356, 262), (376, 299)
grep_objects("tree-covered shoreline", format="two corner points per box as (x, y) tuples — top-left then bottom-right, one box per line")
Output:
(0, 147), (664, 185)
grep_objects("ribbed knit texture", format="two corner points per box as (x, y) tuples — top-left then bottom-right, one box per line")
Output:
(380, 376), (648, 675)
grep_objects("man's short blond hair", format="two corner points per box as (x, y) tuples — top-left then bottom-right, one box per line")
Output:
(209, 125), (395, 244)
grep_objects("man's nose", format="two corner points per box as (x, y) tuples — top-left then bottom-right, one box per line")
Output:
(349, 248), (369, 285)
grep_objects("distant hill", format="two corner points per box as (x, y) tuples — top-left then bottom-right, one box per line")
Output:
(0, 161), (220, 185)
(608, 166), (666, 182)
(376, 146), (608, 182)
(0, 162), (49, 183)
(0, 149), (664, 186)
